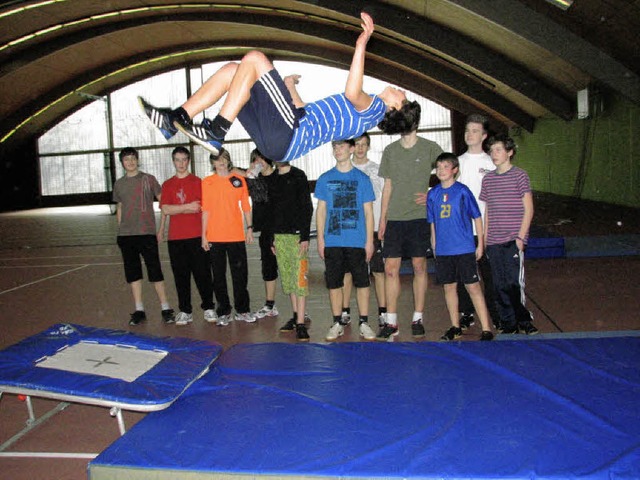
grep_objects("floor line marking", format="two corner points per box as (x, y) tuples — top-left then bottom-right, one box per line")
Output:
(0, 265), (88, 296)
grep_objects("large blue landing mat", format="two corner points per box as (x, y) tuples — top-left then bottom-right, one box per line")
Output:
(90, 337), (640, 479)
(0, 323), (222, 411)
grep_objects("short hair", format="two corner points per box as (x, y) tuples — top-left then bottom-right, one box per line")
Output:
(377, 100), (421, 135)
(486, 134), (517, 158)
(250, 148), (273, 166)
(355, 132), (371, 145)
(435, 152), (459, 170)
(465, 114), (490, 133)
(332, 138), (356, 147)
(118, 147), (139, 162)
(171, 146), (190, 159)
(210, 148), (233, 170)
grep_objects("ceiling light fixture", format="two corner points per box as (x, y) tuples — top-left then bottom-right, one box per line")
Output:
(544, 0), (574, 11)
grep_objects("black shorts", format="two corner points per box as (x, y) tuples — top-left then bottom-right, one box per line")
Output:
(369, 232), (384, 273)
(435, 253), (480, 285)
(382, 219), (431, 259)
(324, 247), (370, 290)
(259, 232), (278, 282)
(237, 69), (301, 162)
(117, 235), (164, 284)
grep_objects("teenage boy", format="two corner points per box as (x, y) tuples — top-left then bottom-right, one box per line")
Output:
(139, 12), (415, 161)
(427, 153), (494, 341)
(316, 139), (377, 342)
(480, 134), (538, 335)
(271, 160), (314, 341)
(455, 114), (499, 330)
(113, 147), (174, 326)
(341, 132), (387, 327)
(377, 103), (443, 341)
(157, 146), (216, 326)
(201, 149), (255, 325)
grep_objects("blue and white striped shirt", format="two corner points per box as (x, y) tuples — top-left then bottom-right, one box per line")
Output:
(281, 94), (387, 162)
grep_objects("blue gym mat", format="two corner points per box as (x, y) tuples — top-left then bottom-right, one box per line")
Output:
(90, 337), (640, 479)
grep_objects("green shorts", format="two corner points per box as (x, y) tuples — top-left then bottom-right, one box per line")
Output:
(274, 234), (308, 297)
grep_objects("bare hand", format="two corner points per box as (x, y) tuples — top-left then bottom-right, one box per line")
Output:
(415, 192), (427, 206)
(284, 74), (301, 87)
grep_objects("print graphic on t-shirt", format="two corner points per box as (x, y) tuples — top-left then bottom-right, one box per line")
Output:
(327, 180), (359, 236)
(177, 187), (186, 204)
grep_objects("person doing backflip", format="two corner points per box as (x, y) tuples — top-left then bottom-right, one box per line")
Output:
(139, 12), (417, 161)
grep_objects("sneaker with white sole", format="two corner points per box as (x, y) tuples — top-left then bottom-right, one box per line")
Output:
(175, 311), (193, 326)
(235, 312), (257, 323)
(376, 324), (399, 341)
(174, 117), (223, 155)
(216, 314), (231, 326)
(204, 309), (217, 323)
(138, 97), (180, 140)
(255, 304), (279, 319)
(359, 322), (376, 340)
(325, 322), (345, 341)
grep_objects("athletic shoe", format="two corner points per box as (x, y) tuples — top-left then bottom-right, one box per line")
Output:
(460, 313), (475, 330)
(296, 323), (310, 342)
(519, 322), (539, 335)
(341, 311), (351, 325)
(279, 318), (296, 332)
(500, 324), (519, 334)
(175, 311), (193, 326)
(138, 97), (178, 139)
(411, 320), (426, 338)
(161, 308), (175, 324)
(216, 314), (231, 326)
(129, 310), (146, 326)
(480, 330), (495, 341)
(255, 304), (279, 319)
(359, 322), (376, 341)
(235, 312), (256, 323)
(204, 309), (218, 323)
(376, 324), (399, 341)
(440, 326), (463, 341)
(303, 313), (312, 323)
(325, 322), (345, 341)
(174, 117), (223, 155)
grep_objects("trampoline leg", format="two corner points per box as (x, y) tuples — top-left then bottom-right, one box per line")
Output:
(110, 407), (126, 435)
(25, 396), (36, 425)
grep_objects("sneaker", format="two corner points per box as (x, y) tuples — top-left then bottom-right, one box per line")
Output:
(460, 313), (475, 330)
(303, 313), (312, 324)
(255, 304), (279, 319)
(279, 318), (296, 332)
(216, 314), (231, 326)
(235, 312), (257, 323)
(519, 322), (539, 335)
(480, 330), (494, 341)
(325, 322), (345, 341)
(411, 321), (426, 338)
(359, 322), (376, 340)
(296, 323), (310, 342)
(440, 326), (463, 341)
(138, 97), (178, 139)
(174, 117), (223, 155)
(129, 310), (146, 326)
(341, 311), (351, 325)
(204, 309), (218, 323)
(499, 324), (519, 334)
(175, 311), (193, 326)
(161, 309), (175, 324)
(376, 324), (399, 341)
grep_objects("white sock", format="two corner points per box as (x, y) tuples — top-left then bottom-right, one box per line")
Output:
(161, 303), (170, 311)
(412, 311), (423, 323)
(135, 303), (144, 311)
(386, 313), (398, 326)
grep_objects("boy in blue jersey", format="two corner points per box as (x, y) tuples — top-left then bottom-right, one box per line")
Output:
(426, 153), (494, 341)
(139, 12), (416, 162)
(316, 139), (377, 342)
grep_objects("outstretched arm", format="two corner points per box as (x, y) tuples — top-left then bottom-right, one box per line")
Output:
(344, 12), (375, 112)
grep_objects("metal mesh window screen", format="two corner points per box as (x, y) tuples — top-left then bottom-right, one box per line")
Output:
(38, 101), (109, 154)
(40, 153), (109, 196)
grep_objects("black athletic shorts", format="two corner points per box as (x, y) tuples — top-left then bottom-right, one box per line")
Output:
(117, 235), (164, 283)
(435, 253), (480, 285)
(324, 247), (370, 290)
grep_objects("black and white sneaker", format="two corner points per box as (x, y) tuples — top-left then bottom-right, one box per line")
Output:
(138, 97), (179, 140)
(174, 117), (224, 155)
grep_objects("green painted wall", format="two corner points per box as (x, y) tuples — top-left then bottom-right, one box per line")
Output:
(512, 91), (640, 208)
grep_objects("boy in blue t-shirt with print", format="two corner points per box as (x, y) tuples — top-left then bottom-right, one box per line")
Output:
(315, 139), (377, 342)
(427, 152), (494, 341)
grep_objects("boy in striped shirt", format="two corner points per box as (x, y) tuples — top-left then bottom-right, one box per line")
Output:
(139, 12), (416, 162)
(480, 134), (538, 335)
